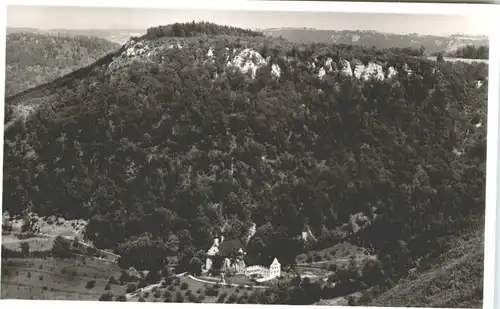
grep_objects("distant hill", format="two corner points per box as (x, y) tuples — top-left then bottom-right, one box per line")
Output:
(47, 29), (146, 44)
(262, 28), (489, 54)
(5, 32), (120, 96)
(6, 27), (46, 34)
(7, 27), (145, 44)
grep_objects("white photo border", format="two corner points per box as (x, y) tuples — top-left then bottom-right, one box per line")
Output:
(0, 1), (498, 309)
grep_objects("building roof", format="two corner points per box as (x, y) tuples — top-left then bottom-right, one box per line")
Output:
(207, 245), (219, 256)
(218, 238), (244, 256)
(243, 253), (261, 266)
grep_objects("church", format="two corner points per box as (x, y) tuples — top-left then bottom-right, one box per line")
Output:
(203, 236), (281, 282)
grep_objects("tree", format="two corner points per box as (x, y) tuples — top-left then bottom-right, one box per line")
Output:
(436, 52), (444, 62)
(52, 235), (71, 259)
(86, 280), (96, 289)
(2, 218), (12, 233)
(21, 242), (30, 257)
(116, 233), (168, 270)
(126, 283), (137, 293)
(21, 216), (32, 233)
(419, 45), (426, 56)
(99, 291), (114, 301)
(188, 257), (203, 275)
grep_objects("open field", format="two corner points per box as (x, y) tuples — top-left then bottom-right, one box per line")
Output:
(127, 275), (260, 303)
(2, 234), (54, 252)
(1, 257), (127, 300)
(295, 242), (374, 270)
(4, 212), (87, 239)
(296, 242), (370, 263)
(1, 257), (269, 303)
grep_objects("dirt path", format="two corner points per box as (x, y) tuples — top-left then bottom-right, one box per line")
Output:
(2, 232), (120, 259)
(125, 272), (187, 300)
(318, 296), (348, 306)
(297, 255), (376, 266)
(1, 237), (36, 244)
(188, 275), (269, 289)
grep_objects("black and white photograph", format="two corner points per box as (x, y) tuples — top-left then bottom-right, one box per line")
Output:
(0, 1), (497, 308)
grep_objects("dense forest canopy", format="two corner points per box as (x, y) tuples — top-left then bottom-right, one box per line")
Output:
(3, 22), (487, 305)
(5, 32), (120, 96)
(146, 21), (263, 39)
(444, 44), (489, 59)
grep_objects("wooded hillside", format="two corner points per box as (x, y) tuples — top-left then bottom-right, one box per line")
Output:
(3, 22), (487, 306)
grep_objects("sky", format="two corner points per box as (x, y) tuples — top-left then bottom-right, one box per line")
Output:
(6, 5), (490, 36)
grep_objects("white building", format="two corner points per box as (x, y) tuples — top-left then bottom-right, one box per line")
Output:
(243, 258), (282, 282)
(269, 258), (281, 278)
(205, 238), (220, 271)
(202, 233), (281, 282)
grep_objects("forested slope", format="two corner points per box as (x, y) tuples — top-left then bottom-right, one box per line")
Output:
(5, 32), (120, 96)
(2, 22), (488, 306)
(361, 215), (484, 307)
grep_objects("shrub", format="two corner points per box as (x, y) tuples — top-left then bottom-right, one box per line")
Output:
(154, 290), (161, 298)
(175, 291), (184, 303)
(125, 283), (137, 293)
(205, 286), (218, 297)
(116, 295), (127, 302)
(119, 270), (132, 283)
(99, 292), (113, 301)
(138, 296), (146, 302)
(329, 264), (338, 272)
(347, 295), (357, 306)
(52, 235), (72, 259)
(85, 280), (96, 289)
(104, 283), (111, 290)
(143, 291), (150, 298)
(227, 294), (238, 303)
(145, 269), (161, 284)
(217, 292), (227, 303)
(108, 276), (119, 285)
(39, 275), (44, 280)
(137, 279), (148, 289)
(164, 293), (173, 302)
(180, 282), (189, 290)
(27, 272), (31, 278)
